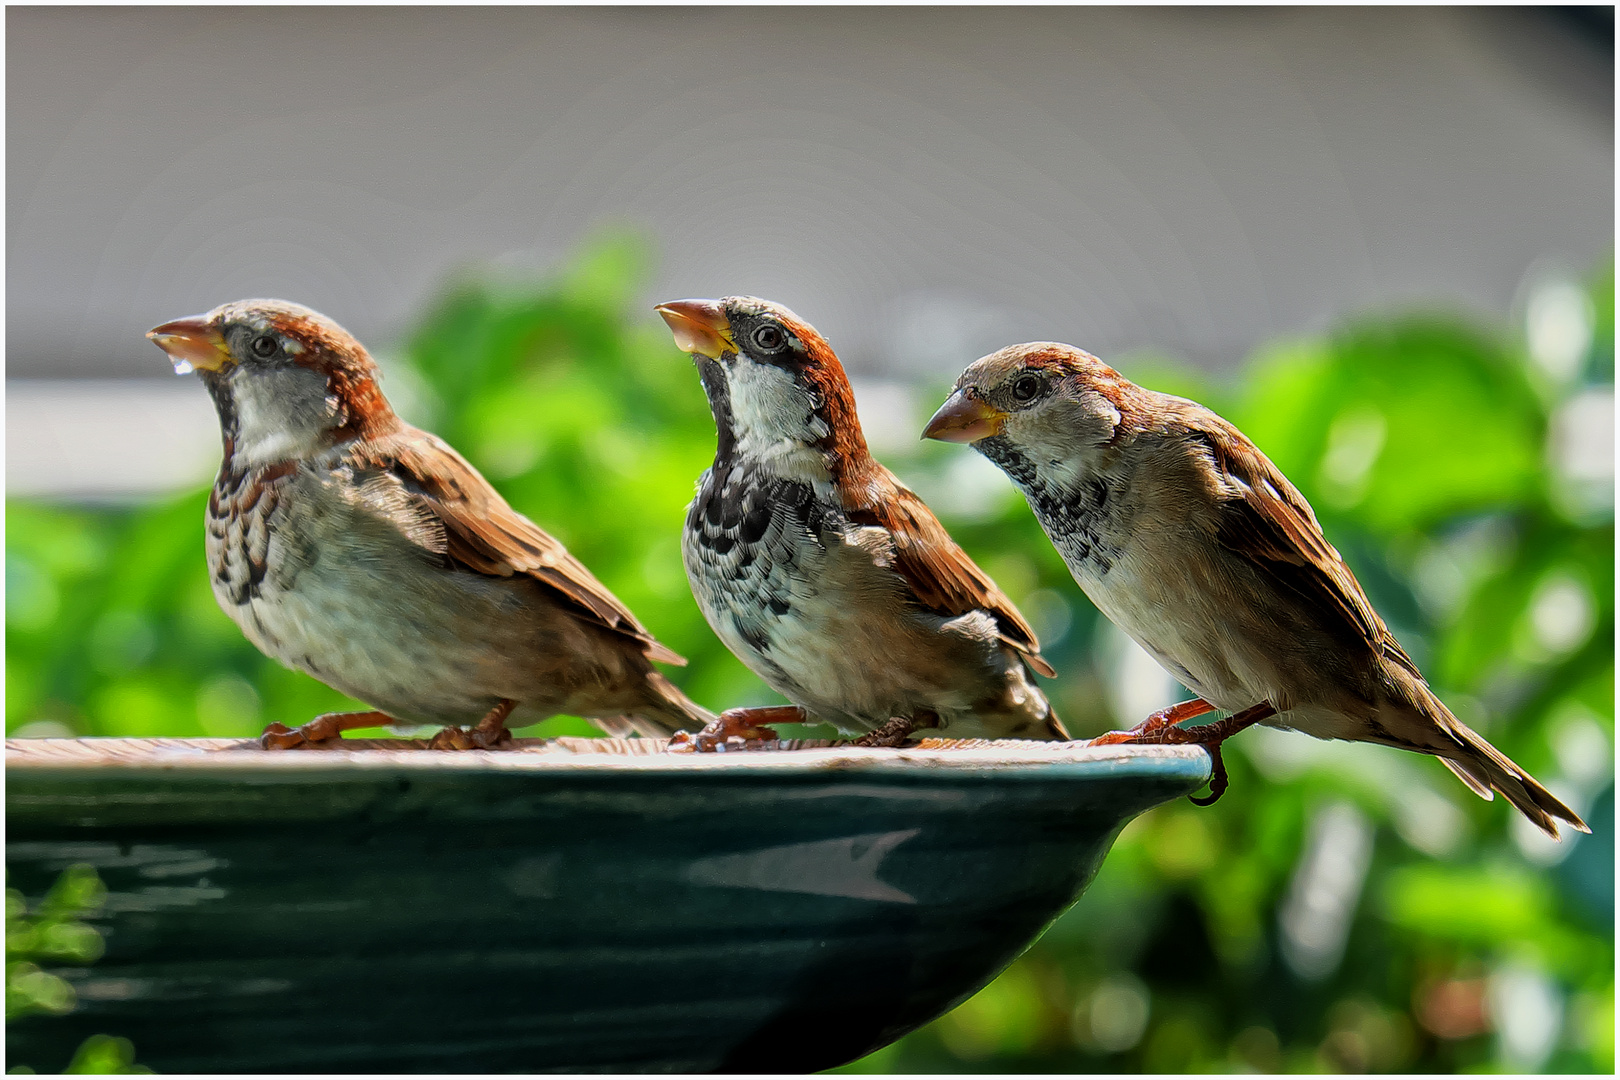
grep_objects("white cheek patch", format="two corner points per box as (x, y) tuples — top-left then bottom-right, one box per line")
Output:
(728, 360), (806, 434)
(232, 390), (304, 464)
(228, 367), (338, 466)
(726, 360), (832, 480)
(1019, 391), (1121, 490)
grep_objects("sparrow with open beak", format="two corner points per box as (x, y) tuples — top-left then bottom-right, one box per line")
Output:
(655, 297), (1066, 749)
(925, 341), (1586, 837)
(149, 299), (713, 749)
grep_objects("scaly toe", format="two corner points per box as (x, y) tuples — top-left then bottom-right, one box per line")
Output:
(853, 716), (919, 748)
(427, 726), (476, 751)
(471, 727), (516, 751)
(259, 723), (307, 751)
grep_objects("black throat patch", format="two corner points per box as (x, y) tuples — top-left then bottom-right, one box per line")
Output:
(695, 356), (738, 466)
(976, 435), (1119, 573)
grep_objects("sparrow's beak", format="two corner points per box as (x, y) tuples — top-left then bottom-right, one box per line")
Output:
(147, 317), (230, 375)
(923, 389), (1008, 443)
(655, 299), (734, 359)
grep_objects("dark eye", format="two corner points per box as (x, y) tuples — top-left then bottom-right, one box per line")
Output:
(751, 324), (786, 353)
(1012, 375), (1042, 403)
(249, 334), (278, 359)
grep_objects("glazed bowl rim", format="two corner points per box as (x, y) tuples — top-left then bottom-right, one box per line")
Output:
(5, 736), (1211, 781)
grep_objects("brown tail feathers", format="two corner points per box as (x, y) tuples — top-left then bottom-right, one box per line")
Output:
(591, 672), (715, 739)
(1421, 686), (1588, 840)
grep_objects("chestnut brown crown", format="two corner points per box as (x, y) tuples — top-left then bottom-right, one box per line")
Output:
(149, 299), (374, 374)
(924, 342), (1133, 446)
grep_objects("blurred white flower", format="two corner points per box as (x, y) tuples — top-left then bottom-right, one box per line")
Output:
(1391, 784), (1470, 860)
(1525, 275), (1594, 387)
(912, 451), (1021, 524)
(9, 720), (76, 739)
(1076, 973), (1152, 1053)
(1517, 571), (1597, 662)
(1547, 388), (1615, 519)
(1488, 962), (1564, 1071)
(1550, 705), (1613, 793)
(1280, 801), (1374, 980)
(1246, 729), (1470, 857)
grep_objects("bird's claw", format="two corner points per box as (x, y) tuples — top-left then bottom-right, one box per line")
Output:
(1188, 741), (1230, 806)
(258, 720), (340, 750)
(667, 727), (781, 753)
(851, 712), (940, 748)
(421, 699), (518, 751)
(260, 702), (518, 752)
(1085, 701), (1275, 807)
(425, 724), (515, 751)
(666, 706), (801, 753)
(258, 721), (299, 750)
(258, 710), (394, 750)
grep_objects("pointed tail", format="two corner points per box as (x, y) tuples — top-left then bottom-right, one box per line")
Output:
(1419, 686), (1589, 840)
(590, 671), (715, 739)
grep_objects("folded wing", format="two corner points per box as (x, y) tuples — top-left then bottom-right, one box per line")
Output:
(354, 427), (686, 666)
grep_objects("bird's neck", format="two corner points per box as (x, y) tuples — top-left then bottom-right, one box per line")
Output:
(204, 364), (397, 475)
(976, 434), (1114, 535)
(702, 357), (874, 492)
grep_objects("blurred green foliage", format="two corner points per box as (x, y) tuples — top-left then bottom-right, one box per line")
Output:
(5, 237), (1612, 1072)
(7, 865), (106, 1022)
(6, 865), (151, 1073)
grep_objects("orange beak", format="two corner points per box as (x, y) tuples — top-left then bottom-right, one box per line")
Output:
(655, 299), (734, 359)
(147, 316), (230, 374)
(923, 389), (1008, 443)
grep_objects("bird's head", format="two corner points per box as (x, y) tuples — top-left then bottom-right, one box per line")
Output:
(923, 342), (1131, 485)
(148, 299), (397, 465)
(656, 296), (869, 473)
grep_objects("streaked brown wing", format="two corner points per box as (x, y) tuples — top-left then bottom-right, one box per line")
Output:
(1199, 424), (1419, 677)
(845, 466), (1055, 677)
(358, 427), (686, 666)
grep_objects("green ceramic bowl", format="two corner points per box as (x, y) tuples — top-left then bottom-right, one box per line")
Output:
(7, 736), (1208, 1073)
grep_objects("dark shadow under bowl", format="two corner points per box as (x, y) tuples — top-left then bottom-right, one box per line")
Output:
(6, 736), (1208, 1073)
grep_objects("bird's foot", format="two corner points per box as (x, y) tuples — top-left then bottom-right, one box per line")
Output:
(1085, 701), (1276, 806)
(425, 699), (518, 751)
(259, 710), (393, 750)
(425, 725), (516, 750)
(852, 711), (942, 748)
(1131, 698), (1217, 738)
(668, 706), (807, 753)
(1086, 698), (1218, 746)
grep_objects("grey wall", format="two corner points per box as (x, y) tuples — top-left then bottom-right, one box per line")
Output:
(7, 6), (1613, 381)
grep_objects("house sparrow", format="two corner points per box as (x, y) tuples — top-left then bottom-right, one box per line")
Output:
(925, 342), (1587, 838)
(655, 297), (1066, 750)
(148, 299), (713, 749)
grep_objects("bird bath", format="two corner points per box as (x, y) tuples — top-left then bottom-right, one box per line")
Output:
(7, 736), (1208, 1073)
